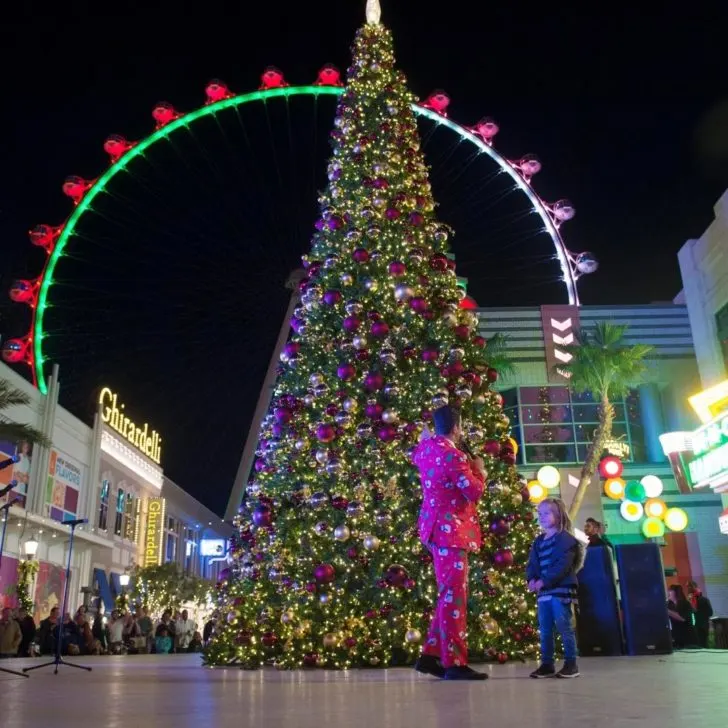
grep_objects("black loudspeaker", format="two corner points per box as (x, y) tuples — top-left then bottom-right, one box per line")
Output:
(615, 543), (673, 656)
(576, 546), (623, 656)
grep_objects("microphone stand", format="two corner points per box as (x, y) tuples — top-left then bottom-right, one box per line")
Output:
(0, 500), (29, 678)
(24, 520), (92, 675)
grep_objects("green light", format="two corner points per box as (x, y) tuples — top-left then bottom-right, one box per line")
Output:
(32, 84), (574, 393)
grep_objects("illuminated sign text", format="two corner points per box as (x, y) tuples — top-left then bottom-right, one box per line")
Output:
(99, 388), (162, 464)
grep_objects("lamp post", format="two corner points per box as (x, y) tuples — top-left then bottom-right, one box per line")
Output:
(24, 535), (39, 559)
(118, 571), (130, 612)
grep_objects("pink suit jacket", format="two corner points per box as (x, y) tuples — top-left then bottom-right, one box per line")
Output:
(413, 435), (485, 552)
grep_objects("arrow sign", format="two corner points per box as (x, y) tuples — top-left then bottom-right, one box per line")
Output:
(552, 332), (574, 346)
(550, 317), (572, 332)
(554, 349), (573, 363)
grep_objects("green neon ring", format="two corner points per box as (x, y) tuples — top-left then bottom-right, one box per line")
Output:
(32, 84), (577, 393)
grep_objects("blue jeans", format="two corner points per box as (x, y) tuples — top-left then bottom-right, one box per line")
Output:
(537, 598), (577, 664)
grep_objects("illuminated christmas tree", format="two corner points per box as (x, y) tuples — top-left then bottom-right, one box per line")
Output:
(205, 9), (539, 670)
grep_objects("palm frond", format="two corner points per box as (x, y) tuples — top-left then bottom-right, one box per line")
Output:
(0, 422), (52, 449)
(0, 379), (32, 412)
(483, 333), (515, 379)
(558, 321), (652, 399)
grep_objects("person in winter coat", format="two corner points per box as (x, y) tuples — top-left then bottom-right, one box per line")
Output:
(0, 607), (23, 657)
(527, 498), (585, 680)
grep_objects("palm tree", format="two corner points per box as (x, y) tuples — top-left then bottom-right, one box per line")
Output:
(559, 322), (652, 519)
(0, 378), (51, 447)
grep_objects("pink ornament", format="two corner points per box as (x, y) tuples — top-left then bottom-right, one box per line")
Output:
(421, 346), (439, 363)
(388, 261), (406, 277)
(370, 321), (389, 338)
(408, 211), (424, 226)
(377, 424), (397, 442)
(493, 549), (514, 569)
(385, 208), (401, 221)
(252, 504), (273, 527)
(337, 363), (356, 381)
(410, 296), (428, 314)
(429, 253), (448, 271)
(484, 440), (501, 456)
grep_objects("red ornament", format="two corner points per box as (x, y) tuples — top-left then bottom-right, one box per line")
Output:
(454, 325), (470, 340)
(260, 66), (288, 90)
(408, 211), (425, 227)
(261, 632), (278, 647)
(497, 652), (509, 664)
(487, 367), (499, 383)
(388, 261), (406, 277)
(429, 253), (448, 271)
(314, 64), (342, 86)
(493, 548), (514, 569)
(385, 208), (401, 221)
(302, 653), (319, 668)
(353, 248), (370, 263)
(314, 563), (335, 583)
(483, 440), (500, 456)
(385, 564), (409, 587)
(344, 637), (357, 649)
(370, 321), (390, 338)
(421, 346), (439, 362)
(473, 335), (486, 348)
(490, 519), (510, 537)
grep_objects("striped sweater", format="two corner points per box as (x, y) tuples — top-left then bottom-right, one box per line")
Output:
(526, 531), (585, 602)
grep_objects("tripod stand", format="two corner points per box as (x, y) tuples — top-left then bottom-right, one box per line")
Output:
(0, 499), (29, 678)
(24, 519), (92, 675)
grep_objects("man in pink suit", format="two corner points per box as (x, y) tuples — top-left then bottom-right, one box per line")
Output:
(412, 406), (488, 681)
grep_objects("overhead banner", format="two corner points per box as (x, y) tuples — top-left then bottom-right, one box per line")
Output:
(0, 438), (33, 509)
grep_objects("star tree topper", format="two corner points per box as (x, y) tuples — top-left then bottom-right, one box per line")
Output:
(366, 0), (381, 25)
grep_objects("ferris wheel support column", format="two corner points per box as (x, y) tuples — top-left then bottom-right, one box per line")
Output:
(225, 270), (305, 522)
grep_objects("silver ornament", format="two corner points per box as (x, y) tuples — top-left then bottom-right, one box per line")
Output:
(335, 412), (352, 427)
(356, 423), (372, 438)
(455, 385), (473, 399)
(319, 593), (330, 604)
(394, 284), (415, 302)
(405, 629), (422, 644)
(346, 501), (365, 519)
(334, 525), (351, 541)
(343, 397), (358, 412)
(352, 335), (368, 350)
(383, 384), (400, 399)
(363, 534), (381, 551)
(449, 347), (465, 361)
(431, 392), (449, 409)
(309, 372), (325, 387)
(375, 511), (392, 527)
(313, 521), (328, 536)
(345, 300), (363, 316)
(326, 459), (343, 475)
(379, 347), (396, 366)
(315, 450), (329, 465)
(314, 383), (329, 397)
(381, 409), (399, 424)
(295, 439), (310, 451)
(324, 255), (339, 269)
(340, 272), (355, 286)
(303, 394), (315, 407)
(310, 491), (329, 508)
(363, 278), (379, 292)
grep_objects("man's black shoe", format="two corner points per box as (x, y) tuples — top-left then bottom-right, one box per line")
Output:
(443, 665), (488, 681)
(414, 655), (446, 678)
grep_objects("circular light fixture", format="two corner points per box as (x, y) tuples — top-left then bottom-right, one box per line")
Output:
(604, 477), (626, 500)
(664, 507), (688, 532)
(644, 498), (667, 519)
(599, 456), (623, 479)
(620, 500), (644, 522)
(642, 517), (666, 539)
(640, 475), (664, 499)
(624, 480), (647, 503)
(527, 481), (547, 504)
(537, 466), (560, 489)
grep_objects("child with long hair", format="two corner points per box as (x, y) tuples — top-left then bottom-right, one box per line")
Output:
(526, 497), (585, 679)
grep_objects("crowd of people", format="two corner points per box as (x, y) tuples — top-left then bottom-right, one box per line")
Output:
(0, 604), (213, 658)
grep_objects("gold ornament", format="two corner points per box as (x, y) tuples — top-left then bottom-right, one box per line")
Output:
(343, 397), (358, 412)
(382, 409), (399, 424)
(511, 493), (523, 506)
(405, 629), (422, 644)
(481, 618), (499, 637)
(281, 609), (295, 625)
(323, 633), (338, 649)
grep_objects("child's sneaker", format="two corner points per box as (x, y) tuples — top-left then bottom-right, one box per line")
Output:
(530, 663), (556, 678)
(556, 661), (580, 678)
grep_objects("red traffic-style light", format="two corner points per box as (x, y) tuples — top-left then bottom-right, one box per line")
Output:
(599, 456), (623, 479)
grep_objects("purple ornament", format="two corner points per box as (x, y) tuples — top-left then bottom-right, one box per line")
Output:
(274, 407), (293, 424)
(252, 504), (273, 528)
(291, 317), (305, 334)
(377, 425), (397, 442)
(316, 423), (336, 443)
(218, 568), (231, 582)
(490, 519), (510, 537)
(385, 208), (401, 221)
(337, 363), (356, 381)
(343, 316), (361, 333)
(314, 563), (335, 583)
(364, 372), (384, 392)
(352, 248), (370, 264)
(408, 211), (425, 227)
(422, 346), (439, 362)
(284, 342), (300, 358)
(328, 216), (344, 230)
(409, 296), (428, 314)
(365, 402), (384, 420)
(323, 290), (342, 306)
(388, 261), (406, 277)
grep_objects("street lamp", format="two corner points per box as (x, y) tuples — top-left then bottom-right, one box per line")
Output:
(119, 572), (130, 588)
(24, 535), (39, 559)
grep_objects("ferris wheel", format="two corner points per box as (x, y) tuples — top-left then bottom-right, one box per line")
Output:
(3, 64), (597, 397)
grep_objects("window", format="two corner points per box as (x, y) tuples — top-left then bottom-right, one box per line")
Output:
(716, 301), (728, 371)
(114, 488), (125, 536)
(124, 493), (136, 542)
(165, 517), (177, 563)
(504, 385), (637, 465)
(184, 528), (197, 575)
(98, 479), (110, 530)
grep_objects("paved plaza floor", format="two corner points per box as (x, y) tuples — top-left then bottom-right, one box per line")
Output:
(1, 651), (726, 728)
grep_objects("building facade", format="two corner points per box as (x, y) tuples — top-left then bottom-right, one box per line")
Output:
(0, 362), (231, 621)
(479, 302), (727, 616)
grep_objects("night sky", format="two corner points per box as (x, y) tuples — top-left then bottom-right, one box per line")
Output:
(1, 2), (727, 516)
